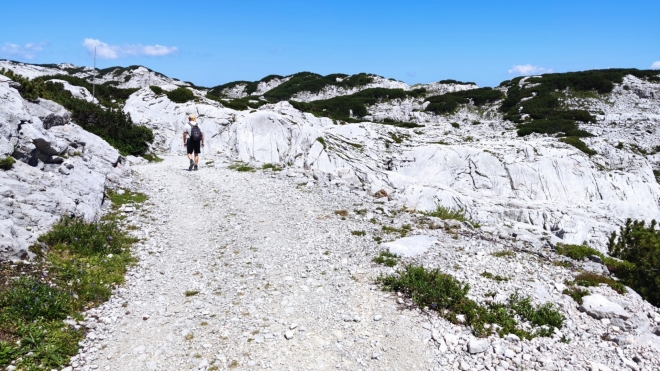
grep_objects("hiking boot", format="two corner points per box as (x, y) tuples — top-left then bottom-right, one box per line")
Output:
(189, 159), (194, 171)
(194, 165), (198, 171)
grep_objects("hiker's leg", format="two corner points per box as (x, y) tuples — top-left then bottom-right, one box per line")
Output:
(194, 153), (199, 165)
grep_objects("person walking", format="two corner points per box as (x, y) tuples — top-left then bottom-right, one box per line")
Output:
(183, 114), (204, 171)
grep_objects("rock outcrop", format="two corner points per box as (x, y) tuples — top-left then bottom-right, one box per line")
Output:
(123, 73), (660, 249)
(0, 77), (131, 260)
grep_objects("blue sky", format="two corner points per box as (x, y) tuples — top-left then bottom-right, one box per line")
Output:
(1, 0), (659, 87)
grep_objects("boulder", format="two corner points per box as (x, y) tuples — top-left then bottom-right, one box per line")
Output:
(467, 339), (489, 354)
(579, 294), (631, 320)
(381, 235), (437, 257)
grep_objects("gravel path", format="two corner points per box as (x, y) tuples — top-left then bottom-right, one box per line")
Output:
(71, 156), (430, 371)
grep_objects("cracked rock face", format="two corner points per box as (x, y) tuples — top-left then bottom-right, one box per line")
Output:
(124, 74), (660, 249)
(0, 81), (131, 260)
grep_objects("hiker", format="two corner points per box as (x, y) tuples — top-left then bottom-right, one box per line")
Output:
(183, 114), (204, 171)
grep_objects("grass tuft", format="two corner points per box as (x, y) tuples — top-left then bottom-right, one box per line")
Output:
(262, 163), (283, 171)
(142, 153), (164, 163)
(480, 271), (509, 282)
(0, 156), (15, 170)
(372, 251), (400, 267)
(228, 163), (255, 172)
(422, 205), (480, 228)
(185, 290), (200, 297)
(107, 189), (148, 209)
(567, 272), (626, 294)
(491, 250), (516, 258)
(334, 210), (349, 217)
(351, 230), (366, 236)
(562, 287), (590, 304)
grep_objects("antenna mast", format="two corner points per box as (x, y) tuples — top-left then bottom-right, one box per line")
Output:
(92, 46), (96, 101)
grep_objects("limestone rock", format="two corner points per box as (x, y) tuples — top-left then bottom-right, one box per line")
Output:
(579, 294), (631, 320)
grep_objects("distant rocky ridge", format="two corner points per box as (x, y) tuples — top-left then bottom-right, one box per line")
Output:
(0, 60), (189, 89)
(2, 60), (660, 257)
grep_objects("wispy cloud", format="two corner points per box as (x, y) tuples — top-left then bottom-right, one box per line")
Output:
(508, 64), (553, 76)
(1, 42), (47, 60)
(651, 61), (660, 70)
(406, 72), (416, 77)
(82, 38), (177, 59)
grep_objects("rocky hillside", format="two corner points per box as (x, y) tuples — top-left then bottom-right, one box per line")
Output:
(122, 68), (660, 252)
(0, 73), (132, 261)
(0, 60), (189, 89)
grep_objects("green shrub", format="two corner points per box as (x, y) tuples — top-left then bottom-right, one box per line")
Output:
(351, 230), (366, 236)
(568, 272), (626, 294)
(40, 74), (138, 108)
(555, 244), (603, 260)
(106, 189), (148, 209)
(149, 86), (163, 95)
(206, 94), (267, 110)
(377, 265), (564, 338)
(0, 156), (15, 170)
(559, 137), (597, 156)
(608, 219), (660, 306)
(562, 287), (590, 304)
(167, 87), (195, 103)
(450, 122), (460, 128)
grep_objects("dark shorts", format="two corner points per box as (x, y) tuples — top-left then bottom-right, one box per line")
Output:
(187, 139), (201, 155)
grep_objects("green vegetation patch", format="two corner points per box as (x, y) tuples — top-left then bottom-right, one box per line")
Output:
(0, 156), (15, 170)
(608, 219), (660, 306)
(425, 88), (504, 115)
(562, 287), (590, 304)
(377, 265), (564, 338)
(206, 94), (268, 110)
(499, 69), (659, 138)
(422, 205), (480, 228)
(480, 271), (509, 282)
(142, 153), (164, 163)
(567, 272), (626, 294)
(559, 137), (597, 156)
(289, 88), (409, 122)
(0, 217), (136, 369)
(264, 72), (374, 101)
(228, 163), (254, 172)
(372, 251), (400, 267)
(491, 250), (516, 258)
(166, 87), (195, 103)
(382, 224), (412, 237)
(351, 230), (366, 236)
(106, 189), (148, 209)
(555, 243), (602, 260)
(261, 163), (283, 171)
(149, 86), (163, 95)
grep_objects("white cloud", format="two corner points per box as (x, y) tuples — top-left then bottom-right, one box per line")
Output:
(1, 42), (46, 59)
(508, 64), (553, 76)
(82, 38), (177, 59)
(651, 61), (660, 69)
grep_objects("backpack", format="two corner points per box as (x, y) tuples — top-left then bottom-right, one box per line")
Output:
(190, 125), (202, 141)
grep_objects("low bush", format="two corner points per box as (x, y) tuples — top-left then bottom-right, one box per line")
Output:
(142, 153), (164, 163)
(0, 156), (15, 170)
(377, 265), (564, 338)
(559, 137), (597, 156)
(261, 163), (283, 171)
(149, 86), (163, 95)
(0, 216), (136, 369)
(167, 87), (195, 103)
(40, 74), (138, 108)
(351, 230), (366, 236)
(567, 272), (626, 294)
(555, 243), (602, 260)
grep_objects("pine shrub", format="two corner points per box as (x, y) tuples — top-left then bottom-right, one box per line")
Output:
(608, 219), (660, 306)
(166, 87), (195, 103)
